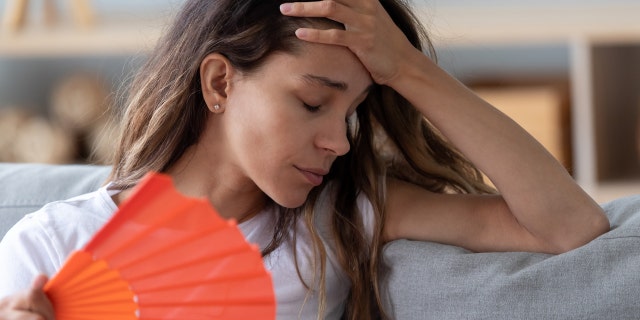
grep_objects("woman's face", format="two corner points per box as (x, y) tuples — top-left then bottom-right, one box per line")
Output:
(220, 43), (373, 208)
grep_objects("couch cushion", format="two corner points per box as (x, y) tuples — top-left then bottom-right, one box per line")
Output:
(0, 163), (111, 237)
(380, 195), (640, 320)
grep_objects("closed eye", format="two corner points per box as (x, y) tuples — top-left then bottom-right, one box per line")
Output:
(303, 103), (321, 113)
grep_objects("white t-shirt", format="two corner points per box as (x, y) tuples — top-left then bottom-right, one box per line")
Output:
(0, 184), (374, 319)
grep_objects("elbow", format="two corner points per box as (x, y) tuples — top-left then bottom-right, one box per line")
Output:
(551, 207), (610, 254)
(592, 209), (612, 235)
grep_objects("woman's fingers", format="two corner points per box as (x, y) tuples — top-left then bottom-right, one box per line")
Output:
(0, 309), (46, 320)
(280, 1), (355, 25)
(0, 275), (54, 320)
(294, 27), (353, 47)
(27, 276), (54, 320)
(280, 0), (418, 85)
(30, 275), (48, 292)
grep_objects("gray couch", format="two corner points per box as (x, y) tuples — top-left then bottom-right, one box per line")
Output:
(1, 163), (640, 319)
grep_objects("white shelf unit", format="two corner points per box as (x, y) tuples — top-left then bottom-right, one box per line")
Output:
(0, 18), (163, 57)
(0, 15), (166, 163)
(416, 3), (640, 203)
(1, 3), (639, 203)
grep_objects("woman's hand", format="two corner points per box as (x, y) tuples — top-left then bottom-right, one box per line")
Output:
(0, 275), (55, 320)
(280, 0), (420, 85)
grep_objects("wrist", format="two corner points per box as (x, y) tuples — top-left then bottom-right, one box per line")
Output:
(384, 48), (442, 97)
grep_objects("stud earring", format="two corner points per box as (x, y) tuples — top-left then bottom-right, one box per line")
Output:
(213, 104), (220, 111)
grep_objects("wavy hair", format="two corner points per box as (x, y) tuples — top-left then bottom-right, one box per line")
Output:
(108, 0), (492, 319)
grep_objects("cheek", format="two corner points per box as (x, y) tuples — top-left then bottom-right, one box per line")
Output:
(233, 101), (315, 204)
(232, 116), (313, 207)
(226, 92), (296, 171)
(230, 89), (303, 149)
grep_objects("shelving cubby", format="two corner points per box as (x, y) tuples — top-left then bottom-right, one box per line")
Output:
(419, 2), (640, 203)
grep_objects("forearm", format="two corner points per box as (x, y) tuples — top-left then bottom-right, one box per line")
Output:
(386, 50), (609, 251)
(278, 0), (609, 251)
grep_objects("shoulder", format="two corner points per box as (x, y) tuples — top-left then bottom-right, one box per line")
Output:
(0, 187), (116, 298)
(22, 186), (117, 244)
(314, 182), (377, 241)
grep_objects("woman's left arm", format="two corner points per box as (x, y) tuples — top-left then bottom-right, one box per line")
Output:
(281, 0), (610, 253)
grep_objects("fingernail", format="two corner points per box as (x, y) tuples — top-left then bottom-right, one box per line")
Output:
(295, 28), (308, 38)
(32, 274), (48, 289)
(280, 3), (292, 13)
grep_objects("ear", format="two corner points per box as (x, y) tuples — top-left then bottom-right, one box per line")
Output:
(200, 53), (235, 113)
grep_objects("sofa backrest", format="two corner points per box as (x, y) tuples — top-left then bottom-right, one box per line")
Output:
(0, 163), (111, 237)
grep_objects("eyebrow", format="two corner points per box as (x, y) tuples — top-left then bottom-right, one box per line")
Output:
(302, 74), (348, 91)
(302, 74), (375, 96)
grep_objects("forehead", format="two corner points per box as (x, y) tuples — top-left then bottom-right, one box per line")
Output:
(259, 43), (373, 92)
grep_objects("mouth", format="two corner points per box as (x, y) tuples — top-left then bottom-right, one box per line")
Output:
(295, 166), (328, 186)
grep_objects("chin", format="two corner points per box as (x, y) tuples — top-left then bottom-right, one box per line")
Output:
(271, 189), (312, 209)
(274, 196), (307, 209)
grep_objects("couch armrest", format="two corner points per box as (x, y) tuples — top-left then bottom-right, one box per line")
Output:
(0, 163), (111, 238)
(380, 195), (640, 320)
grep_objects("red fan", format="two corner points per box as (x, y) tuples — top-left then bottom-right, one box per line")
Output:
(43, 172), (275, 320)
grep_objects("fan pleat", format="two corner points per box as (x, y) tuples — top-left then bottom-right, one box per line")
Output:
(120, 241), (254, 283)
(45, 251), (138, 319)
(55, 313), (137, 320)
(58, 260), (126, 296)
(113, 222), (247, 280)
(138, 303), (274, 319)
(44, 173), (276, 320)
(135, 272), (274, 304)
(94, 194), (199, 261)
(129, 249), (267, 290)
(83, 175), (173, 253)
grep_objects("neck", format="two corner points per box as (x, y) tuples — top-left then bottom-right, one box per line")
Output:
(165, 143), (268, 223)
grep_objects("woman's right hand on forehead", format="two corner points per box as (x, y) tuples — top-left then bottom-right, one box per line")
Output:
(0, 275), (55, 320)
(280, 0), (422, 87)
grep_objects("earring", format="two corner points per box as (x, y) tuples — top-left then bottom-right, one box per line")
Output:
(213, 104), (220, 111)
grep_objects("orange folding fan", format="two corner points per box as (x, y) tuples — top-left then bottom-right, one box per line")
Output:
(43, 172), (275, 320)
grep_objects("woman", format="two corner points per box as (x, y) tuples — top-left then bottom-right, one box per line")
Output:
(0, 0), (609, 319)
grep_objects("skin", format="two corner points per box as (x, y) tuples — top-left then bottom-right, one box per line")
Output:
(1, 0), (611, 318)
(280, 0), (610, 253)
(165, 42), (373, 221)
(0, 275), (53, 320)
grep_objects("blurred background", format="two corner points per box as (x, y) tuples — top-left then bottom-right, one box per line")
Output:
(0, 0), (638, 203)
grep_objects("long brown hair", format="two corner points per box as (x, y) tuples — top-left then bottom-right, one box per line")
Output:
(109, 0), (492, 319)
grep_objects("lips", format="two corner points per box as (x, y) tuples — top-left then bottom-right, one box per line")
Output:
(295, 166), (328, 186)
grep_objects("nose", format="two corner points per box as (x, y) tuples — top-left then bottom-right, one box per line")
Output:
(316, 118), (351, 156)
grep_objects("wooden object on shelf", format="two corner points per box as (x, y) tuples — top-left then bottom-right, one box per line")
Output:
(43, 0), (57, 26)
(0, 108), (28, 159)
(0, 2), (163, 56)
(49, 72), (120, 165)
(0, 108), (76, 164)
(69, 0), (93, 27)
(50, 73), (110, 135)
(1, 0), (29, 31)
(2, 0), (94, 32)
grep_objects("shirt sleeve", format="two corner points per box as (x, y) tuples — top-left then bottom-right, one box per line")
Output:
(0, 187), (115, 300)
(0, 211), (62, 299)
(357, 191), (376, 244)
